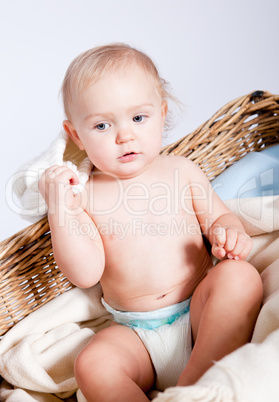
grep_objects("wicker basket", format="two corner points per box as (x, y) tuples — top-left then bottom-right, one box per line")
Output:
(0, 90), (278, 338)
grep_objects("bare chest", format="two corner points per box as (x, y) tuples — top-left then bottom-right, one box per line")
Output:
(87, 169), (196, 223)
(84, 172), (202, 258)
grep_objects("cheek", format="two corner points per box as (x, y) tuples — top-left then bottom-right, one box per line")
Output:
(149, 124), (163, 151)
(84, 138), (114, 166)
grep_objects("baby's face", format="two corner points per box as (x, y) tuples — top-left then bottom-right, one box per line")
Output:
(66, 66), (167, 179)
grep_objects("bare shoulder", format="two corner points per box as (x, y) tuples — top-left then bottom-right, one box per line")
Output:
(158, 154), (204, 175)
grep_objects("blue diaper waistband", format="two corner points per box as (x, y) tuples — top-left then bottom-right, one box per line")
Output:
(101, 297), (191, 330)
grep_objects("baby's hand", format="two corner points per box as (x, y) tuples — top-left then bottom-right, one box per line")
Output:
(211, 226), (253, 261)
(39, 165), (80, 212)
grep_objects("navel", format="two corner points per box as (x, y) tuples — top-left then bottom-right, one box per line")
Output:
(156, 294), (166, 300)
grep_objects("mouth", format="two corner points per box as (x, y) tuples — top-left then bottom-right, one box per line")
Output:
(118, 151), (139, 163)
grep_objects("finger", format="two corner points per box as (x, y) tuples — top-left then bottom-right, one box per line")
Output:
(47, 166), (70, 178)
(39, 166), (59, 193)
(212, 244), (226, 260)
(47, 166), (79, 186)
(235, 237), (253, 260)
(44, 165), (61, 177)
(69, 175), (80, 186)
(223, 228), (238, 254)
(227, 232), (251, 260)
(213, 226), (226, 247)
(45, 165), (60, 173)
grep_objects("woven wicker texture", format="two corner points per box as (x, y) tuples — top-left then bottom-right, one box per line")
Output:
(0, 90), (278, 337)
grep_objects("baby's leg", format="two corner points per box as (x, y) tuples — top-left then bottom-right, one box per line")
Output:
(75, 323), (155, 402)
(178, 259), (263, 386)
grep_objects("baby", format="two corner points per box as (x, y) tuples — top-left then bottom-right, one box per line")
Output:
(39, 43), (263, 401)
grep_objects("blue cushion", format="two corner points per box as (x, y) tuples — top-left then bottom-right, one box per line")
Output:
(212, 144), (279, 200)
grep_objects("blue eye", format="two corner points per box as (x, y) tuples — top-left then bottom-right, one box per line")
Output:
(133, 115), (146, 123)
(95, 122), (110, 131)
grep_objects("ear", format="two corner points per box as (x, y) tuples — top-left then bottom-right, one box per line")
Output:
(161, 100), (168, 130)
(63, 120), (85, 151)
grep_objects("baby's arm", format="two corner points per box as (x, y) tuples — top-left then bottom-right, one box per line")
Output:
(188, 161), (252, 261)
(39, 165), (105, 288)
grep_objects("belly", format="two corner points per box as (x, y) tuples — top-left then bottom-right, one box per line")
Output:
(100, 237), (212, 312)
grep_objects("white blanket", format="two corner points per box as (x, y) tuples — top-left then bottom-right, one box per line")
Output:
(0, 195), (279, 402)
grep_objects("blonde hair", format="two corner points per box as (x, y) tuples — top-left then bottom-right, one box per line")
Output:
(61, 43), (176, 128)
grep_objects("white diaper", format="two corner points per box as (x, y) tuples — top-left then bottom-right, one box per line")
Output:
(102, 298), (192, 391)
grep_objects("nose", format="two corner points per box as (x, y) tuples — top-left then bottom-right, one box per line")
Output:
(115, 125), (135, 144)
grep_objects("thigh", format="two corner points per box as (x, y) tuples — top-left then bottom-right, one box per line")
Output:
(78, 323), (155, 392)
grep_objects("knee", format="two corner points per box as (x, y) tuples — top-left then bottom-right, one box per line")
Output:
(212, 260), (263, 308)
(74, 343), (107, 388)
(74, 347), (93, 386)
(74, 348), (89, 381)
